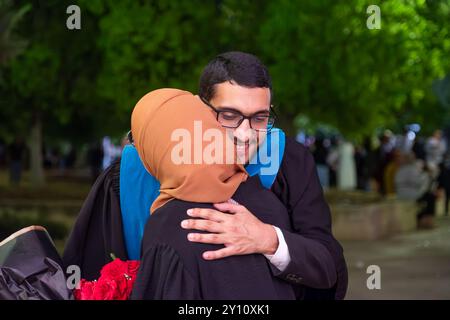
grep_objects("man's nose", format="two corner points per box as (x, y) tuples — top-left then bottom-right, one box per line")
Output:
(234, 119), (254, 142)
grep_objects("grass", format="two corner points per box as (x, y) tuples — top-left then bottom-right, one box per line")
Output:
(0, 169), (91, 200)
(0, 169), (91, 254)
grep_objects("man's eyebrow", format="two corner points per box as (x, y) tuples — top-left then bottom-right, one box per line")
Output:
(215, 106), (270, 115)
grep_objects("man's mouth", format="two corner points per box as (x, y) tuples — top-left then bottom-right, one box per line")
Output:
(234, 139), (251, 157)
(236, 144), (249, 152)
(234, 139), (249, 146)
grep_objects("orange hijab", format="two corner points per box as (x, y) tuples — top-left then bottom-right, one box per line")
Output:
(131, 88), (248, 213)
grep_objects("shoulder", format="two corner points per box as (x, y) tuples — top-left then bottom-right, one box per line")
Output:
(272, 136), (318, 205)
(93, 158), (121, 197)
(149, 200), (213, 230)
(281, 136), (316, 176)
(141, 200), (222, 259)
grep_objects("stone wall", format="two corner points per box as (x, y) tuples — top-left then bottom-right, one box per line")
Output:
(328, 192), (417, 241)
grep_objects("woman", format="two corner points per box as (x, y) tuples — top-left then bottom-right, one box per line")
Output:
(130, 88), (296, 299)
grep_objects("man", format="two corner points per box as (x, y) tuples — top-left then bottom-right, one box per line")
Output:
(181, 52), (347, 299)
(63, 51), (347, 300)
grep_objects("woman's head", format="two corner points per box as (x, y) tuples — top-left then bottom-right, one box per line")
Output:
(131, 88), (248, 213)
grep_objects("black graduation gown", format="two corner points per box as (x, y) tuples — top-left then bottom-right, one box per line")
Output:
(130, 176), (297, 300)
(62, 159), (128, 280)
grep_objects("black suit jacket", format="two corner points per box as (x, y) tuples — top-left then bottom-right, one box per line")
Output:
(271, 137), (348, 299)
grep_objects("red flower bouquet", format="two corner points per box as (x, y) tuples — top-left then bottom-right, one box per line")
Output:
(74, 258), (140, 300)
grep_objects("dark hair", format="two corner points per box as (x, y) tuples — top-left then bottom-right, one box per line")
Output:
(199, 51), (272, 102)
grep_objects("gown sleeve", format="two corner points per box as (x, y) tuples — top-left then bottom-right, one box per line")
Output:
(130, 243), (201, 300)
(271, 136), (348, 299)
(62, 159), (128, 281)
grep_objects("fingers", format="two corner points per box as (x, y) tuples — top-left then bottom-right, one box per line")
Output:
(186, 232), (225, 245)
(212, 201), (242, 214)
(181, 218), (223, 233)
(227, 198), (240, 205)
(186, 208), (228, 222)
(202, 247), (237, 260)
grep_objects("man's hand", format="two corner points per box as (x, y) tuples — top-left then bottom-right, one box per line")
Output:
(181, 202), (279, 260)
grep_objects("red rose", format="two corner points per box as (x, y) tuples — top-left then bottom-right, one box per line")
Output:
(100, 258), (129, 279)
(127, 260), (140, 275)
(74, 258), (140, 300)
(74, 279), (95, 300)
(92, 279), (121, 300)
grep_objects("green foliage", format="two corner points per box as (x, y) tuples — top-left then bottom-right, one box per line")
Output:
(0, 0), (30, 66)
(1, 0), (108, 143)
(260, 0), (450, 137)
(90, 0), (220, 130)
(77, 0), (269, 135)
(0, 0), (449, 142)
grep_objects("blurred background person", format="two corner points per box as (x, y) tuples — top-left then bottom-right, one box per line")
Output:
(437, 154), (450, 217)
(373, 131), (395, 196)
(313, 135), (330, 190)
(7, 137), (27, 186)
(425, 129), (446, 177)
(395, 153), (429, 201)
(87, 140), (103, 183)
(102, 136), (118, 170)
(337, 139), (356, 190)
(354, 137), (373, 191)
(384, 148), (402, 197)
(416, 163), (439, 229)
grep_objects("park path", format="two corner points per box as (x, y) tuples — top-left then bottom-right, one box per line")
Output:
(342, 216), (450, 299)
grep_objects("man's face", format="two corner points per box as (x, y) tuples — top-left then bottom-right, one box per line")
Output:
(210, 82), (271, 164)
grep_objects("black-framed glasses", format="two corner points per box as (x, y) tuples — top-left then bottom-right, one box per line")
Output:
(127, 130), (134, 145)
(200, 97), (276, 132)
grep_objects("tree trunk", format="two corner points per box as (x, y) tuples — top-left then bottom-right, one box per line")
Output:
(29, 111), (45, 186)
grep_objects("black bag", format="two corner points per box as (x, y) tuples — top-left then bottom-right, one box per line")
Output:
(0, 226), (73, 300)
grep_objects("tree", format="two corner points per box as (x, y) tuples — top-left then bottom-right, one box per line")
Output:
(86, 0), (225, 132)
(0, 0), (30, 141)
(3, 0), (448, 183)
(258, 0), (450, 137)
(1, 0), (270, 186)
(80, 0), (271, 134)
(0, 0), (29, 66)
(1, 0), (106, 186)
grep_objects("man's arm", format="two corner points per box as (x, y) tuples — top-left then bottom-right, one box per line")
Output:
(271, 137), (347, 297)
(263, 226), (291, 272)
(180, 136), (347, 297)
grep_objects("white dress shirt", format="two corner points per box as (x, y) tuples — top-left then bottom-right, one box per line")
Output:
(263, 226), (291, 271)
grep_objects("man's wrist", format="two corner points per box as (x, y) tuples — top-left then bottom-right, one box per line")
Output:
(260, 224), (279, 255)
